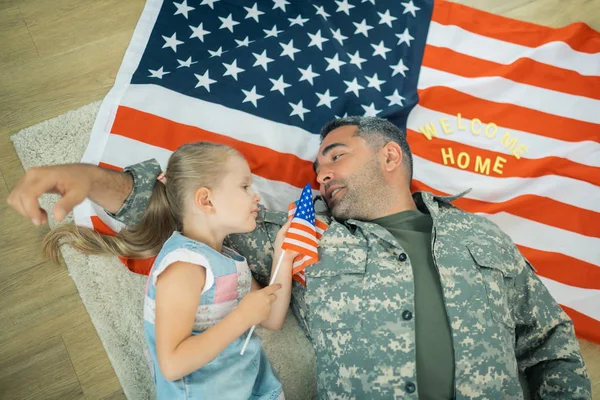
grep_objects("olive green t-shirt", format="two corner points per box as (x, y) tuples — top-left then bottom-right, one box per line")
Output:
(372, 210), (454, 399)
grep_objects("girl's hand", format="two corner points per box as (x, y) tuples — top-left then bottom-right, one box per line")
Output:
(237, 284), (282, 327)
(274, 220), (300, 262)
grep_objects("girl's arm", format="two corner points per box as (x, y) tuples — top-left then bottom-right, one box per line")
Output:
(155, 261), (281, 381)
(253, 251), (295, 331)
(252, 220), (299, 331)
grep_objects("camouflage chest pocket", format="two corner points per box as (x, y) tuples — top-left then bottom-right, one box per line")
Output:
(466, 241), (517, 328)
(305, 245), (368, 332)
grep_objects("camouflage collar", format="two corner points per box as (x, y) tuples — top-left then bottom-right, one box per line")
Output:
(412, 188), (472, 224)
(424, 188), (472, 204)
(416, 187), (472, 212)
(330, 188), (472, 245)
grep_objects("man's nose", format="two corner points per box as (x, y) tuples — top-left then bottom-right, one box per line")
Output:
(316, 169), (332, 185)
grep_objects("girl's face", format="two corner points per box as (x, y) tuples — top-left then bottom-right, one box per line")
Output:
(211, 155), (261, 234)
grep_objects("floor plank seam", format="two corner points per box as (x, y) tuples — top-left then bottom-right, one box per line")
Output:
(61, 333), (88, 400)
(0, 168), (8, 193)
(17, 6), (40, 57)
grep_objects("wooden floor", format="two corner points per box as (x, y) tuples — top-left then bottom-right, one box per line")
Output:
(0, 0), (598, 398)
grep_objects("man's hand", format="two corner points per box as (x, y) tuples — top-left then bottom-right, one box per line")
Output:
(7, 164), (132, 226)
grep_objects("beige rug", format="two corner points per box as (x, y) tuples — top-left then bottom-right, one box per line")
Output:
(11, 102), (317, 400)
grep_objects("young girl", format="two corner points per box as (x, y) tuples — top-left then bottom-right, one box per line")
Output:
(44, 142), (298, 399)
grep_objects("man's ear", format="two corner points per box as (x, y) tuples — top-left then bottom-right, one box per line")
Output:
(382, 142), (403, 172)
(194, 187), (215, 214)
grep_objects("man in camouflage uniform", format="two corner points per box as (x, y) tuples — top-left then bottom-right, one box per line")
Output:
(8, 116), (591, 399)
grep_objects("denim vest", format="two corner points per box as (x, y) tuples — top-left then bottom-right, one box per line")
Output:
(143, 232), (283, 399)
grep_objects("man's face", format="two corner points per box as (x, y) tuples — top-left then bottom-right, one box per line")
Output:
(314, 125), (385, 220)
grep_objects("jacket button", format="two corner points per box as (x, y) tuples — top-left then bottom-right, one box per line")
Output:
(398, 252), (407, 262)
(405, 382), (416, 393)
(402, 310), (413, 321)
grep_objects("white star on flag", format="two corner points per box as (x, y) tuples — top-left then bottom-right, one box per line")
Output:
(189, 23), (210, 41)
(366, 73), (386, 91)
(378, 10), (398, 27)
(235, 36), (254, 47)
(177, 56), (197, 68)
(371, 40), (391, 59)
(200, 0), (218, 9)
(396, 28), (414, 46)
(325, 54), (346, 74)
(289, 100), (310, 120)
(353, 19), (374, 37)
(223, 59), (245, 80)
(401, 0), (421, 17)
(272, 0), (290, 12)
(344, 78), (364, 96)
(264, 25), (284, 38)
(390, 59), (409, 77)
(348, 51), (367, 69)
(308, 30), (329, 50)
(162, 33), (184, 52)
(330, 28), (348, 45)
(219, 14), (239, 33)
(194, 70), (216, 91)
(362, 102), (382, 117)
(314, 5), (330, 19)
(316, 90), (338, 108)
(148, 67), (170, 79)
(385, 89), (405, 106)
(269, 75), (291, 95)
(208, 46), (226, 57)
(242, 86), (264, 107)
(298, 65), (320, 85)
(335, 0), (355, 15)
(244, 3), (264, 23)
(174, 0), (194, 19)
(280, 39), (300, 60)
(253, 50), (274, 71)
(289, 15), (309, 27)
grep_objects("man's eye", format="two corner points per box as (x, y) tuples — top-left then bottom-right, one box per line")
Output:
(332, 154), (343, 161)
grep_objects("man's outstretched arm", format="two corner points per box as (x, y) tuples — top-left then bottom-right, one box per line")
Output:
(7, 160), (161, 227)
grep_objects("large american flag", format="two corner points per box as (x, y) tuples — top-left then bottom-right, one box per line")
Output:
(73, 0), (600, 344)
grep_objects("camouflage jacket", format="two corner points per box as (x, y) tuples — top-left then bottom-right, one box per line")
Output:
(112, 160), (591, 399)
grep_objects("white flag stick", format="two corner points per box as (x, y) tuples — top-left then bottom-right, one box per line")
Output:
(240, 250), (286, 355)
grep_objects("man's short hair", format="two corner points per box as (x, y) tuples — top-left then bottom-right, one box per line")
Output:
(320, 116), (414, 183)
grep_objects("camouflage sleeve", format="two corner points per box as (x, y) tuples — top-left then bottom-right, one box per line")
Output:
(104, 159), (162, 227)
(511, 250), (592, 399)
(225, 205), (288, 285)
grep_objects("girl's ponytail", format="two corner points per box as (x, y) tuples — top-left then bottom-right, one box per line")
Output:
(43, 142), (240, 263)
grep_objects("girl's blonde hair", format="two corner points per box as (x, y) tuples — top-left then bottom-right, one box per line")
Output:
(43, 142), (241, 263)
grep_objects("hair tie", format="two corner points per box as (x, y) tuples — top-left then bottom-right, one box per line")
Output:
(157, 172), (167, 185)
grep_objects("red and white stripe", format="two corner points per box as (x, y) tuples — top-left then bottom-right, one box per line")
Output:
(74, 1), (600, 343)
(285, 203), (328, 285)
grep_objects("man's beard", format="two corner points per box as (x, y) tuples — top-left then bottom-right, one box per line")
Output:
(329, 158), (387, 221)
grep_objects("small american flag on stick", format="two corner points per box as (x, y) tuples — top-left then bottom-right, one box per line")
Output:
(285, 184), (328, 286)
